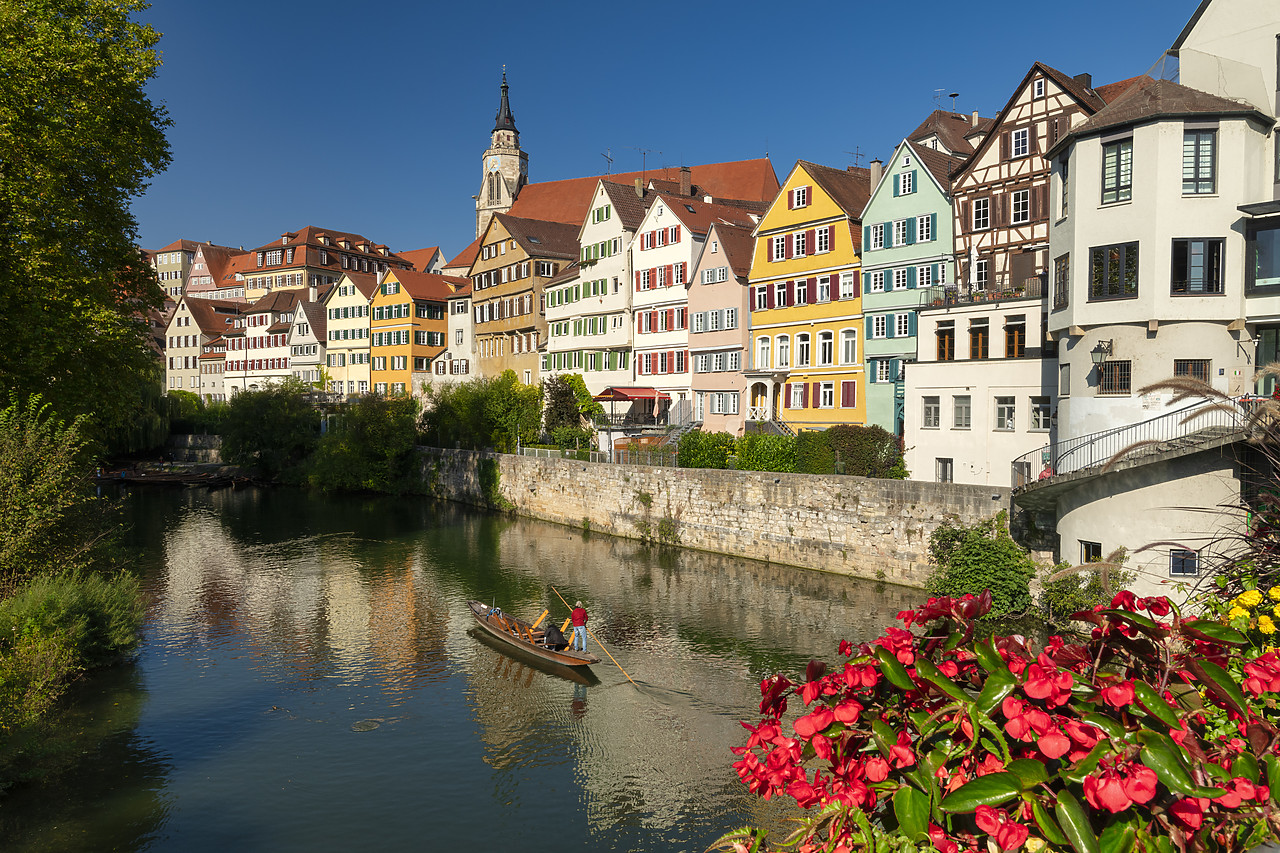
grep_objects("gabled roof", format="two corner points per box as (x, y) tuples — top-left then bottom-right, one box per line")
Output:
(330, 271), (378, 301)
(506, 158), (779, 225)
(907, 109), (994, 158)
(491, 214), (580, 260)
(704, 221), (755, 280)
(385, 269), (472, 302)
(646, 193), (765, 236)
(248, 289), (303, 315)
(399, 246), (443, 272)
(1046, 77), (1272, 158)
(183, 297), (242, 335)
(151, 238), (236, 255)
(599, 180), (657, 231)
(297, 300), (327, 340)
(446, 279), (472, 299)
(248, 225), (411, 268)
(907, 140), (963, 191)
(445, 238), (480, 272)
(797, 160), (872, 219)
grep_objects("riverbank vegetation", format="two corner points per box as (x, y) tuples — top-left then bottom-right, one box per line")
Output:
(676, 426), (908, 478)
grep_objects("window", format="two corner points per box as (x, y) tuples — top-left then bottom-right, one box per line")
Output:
(1033, 78), (1046, 98)
(868, 271), (885, 293)
(1012, 189), (1030, 224)
(1081, 541), (1103, 563)
(1053, 253), (1070, 309)
(936, 322), (955, 361)
(1248, 221), (1280, 290)
(895, 314), (910, 338)
(973, 198), (990, 230)
(893, 220), (908, 247)
(777, 335), (790, 367)
(916, 215), (932, 243)
(923, 396), (940, 428)
(797, 333), (811, 366)
(1174, 358), (1211, 384)
(755, 287), (768, 310)
(1101, 138), (1133, 204)
(1183, 129), (1216, 194)
(1060, 158), (1070, 218)
(1089, 242), (1139, 300)
(819, 382), (835, 408)
(757, 337), (770, 369)
(969, 320), (989, 359)
(1170, 549), (1199, 576)
(1098, 360), (1132, 395)
(953, 395), (971, 429)
(840, 272), (857, 300)
(792, 185), (809, 207)
(936, 458), (954, 484)
(875, 360), (893, 383)
(918, 265), (934, 288)
(870, 224), (884, 250)
(789, 383), (804, 409)
(794, 231), (808, 257)
(893, 268), (909, 290)
(1030, 396), (1051, 430)
(815, 228), (831, 254)
(1171, 238), (1224, 294)
(819, 331), (834, 365)
(816, 277), (831, 303)
(872, 316), (887, 339)
(772, 236), (786, 261)
(995, 397), (1016, 431)
(974, 259), (989, 291)
(900, 171), (914, 194)
(794, 281), (808, 305)
(1011, 127), (1030, 158)
(841, 329), (857, 364)
(1005, 316), (1026, 358)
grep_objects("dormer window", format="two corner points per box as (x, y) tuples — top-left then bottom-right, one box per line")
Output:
(1033, 78), (1046, 99)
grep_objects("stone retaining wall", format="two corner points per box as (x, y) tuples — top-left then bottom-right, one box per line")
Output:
(166, 433), (222, 463)
(417, 448), (1012, 588)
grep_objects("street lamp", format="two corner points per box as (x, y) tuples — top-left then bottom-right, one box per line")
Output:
(1090, 339), (1113, 367)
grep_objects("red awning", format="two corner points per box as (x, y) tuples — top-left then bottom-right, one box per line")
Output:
(593, 386), (672, 402)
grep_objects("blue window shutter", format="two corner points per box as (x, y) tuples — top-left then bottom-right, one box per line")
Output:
(865, 317), (873, 338)
(890, 359), (901, 381)
(868, 360), (877, 384)
(884, 272), (893, 292)
(911, 170), (918, 191)
(906, 217), (916, 245)
(892, 175), (900, 197)
(908, 312), (918, 336)
(886, 314), (895, 338)
(863, 225), (871, 250)
(933, 263), (941, 284)
(907, 266), (917, 289)
(930, 213), (937, 240)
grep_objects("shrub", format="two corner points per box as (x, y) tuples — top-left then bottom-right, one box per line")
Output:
(718, 590), (1280, 853)
(737, 433), (795, 473)
(0, 572), (144, 669)
(0, 629), (78, 733)
(309, 395), (419, 494)
(220, 379), (320, 481)
(420, 371), (542, 452)
(827, 424), (906, 478)
(676, 429), (736, 469)
(925, 513), (1037, 619)
(795, 430), (835, 475)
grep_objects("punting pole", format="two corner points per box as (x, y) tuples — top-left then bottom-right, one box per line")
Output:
(551, 586), (637, 687)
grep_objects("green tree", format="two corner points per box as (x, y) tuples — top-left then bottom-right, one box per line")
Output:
(542, 373), (598, 449)
(736, 433), (795, 472)
(220, 380), (320, 482)
(484, 370), (543, 452)
(310, 395), (420, 494)
(676, 430), (737, 469)
(0, 0), (172, 443)
(924, 511), (1037, 619)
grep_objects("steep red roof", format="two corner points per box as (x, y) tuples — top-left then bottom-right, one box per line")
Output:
(400, 246), (442, 272)
(184, 298), (242, 336)
(387, 269), (472, 302)
(492, 214), (581, 259)
(653, 194), (766, 237)
(445, 238), (480, 272)
(707, 221), (756, 280)
(907, 109), (994, 158)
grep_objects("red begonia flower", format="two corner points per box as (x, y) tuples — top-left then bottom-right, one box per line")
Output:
(890, 730), (916, 768)
(1037, 728), (1071, 759)
(1169, 797), (1207, 829)
(1083, 770), (1132, 813)
(793, 706), (834, 739)
(928, 824), (959, 853)
(1122, 764), (1158, 804)
(833, 699), (863, 724)
(863, 756), (889, 782)
(1023, 653), (1074, 707)
(1100, 680), (1135, 708)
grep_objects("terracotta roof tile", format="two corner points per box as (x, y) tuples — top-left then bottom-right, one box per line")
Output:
(399, 246), (442, 272)
(706, 222), (755, 280)
(386, 269), (472, 302)
(907, 109), (994, 158)
(798, 161), (872, 219)
(493, 214), (581, 260)
(183, 297), (242, 336)
(653, 194), (765, 236)
(907, 141), (963, 190)
(445, 238), (481, 271)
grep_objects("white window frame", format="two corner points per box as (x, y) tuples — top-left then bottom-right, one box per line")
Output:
(789, 383), (804, 409)
(869, 271), (885, 293)
(1012, 189), (1031, 224)
(817, 277), (830, 303)
(840, 329), (857, 364)
(818, 331), (834, 366)
(870, 224), (884, 251)
(819, 382), (835, 408)
(973, 198), (990, 230)
(839, 272), (857, 300)
(1011, 128), (1030, 158)
(757, 336), (770, 369)
(893, 220), (908, 247)
(900, 171), (914, 194)
(872, 315), (887, 339)
(916, 214), (932, 243)
(895, 314), (910, 338)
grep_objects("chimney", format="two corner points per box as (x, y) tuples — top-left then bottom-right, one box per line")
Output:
(1073, 72), (1092, 90)
(634, 178), (643, 198)
(869, 158), (884, 189)
(308, 284), (317, 303)
(971, 111), (980, 126)
(679, 166), (691, 197)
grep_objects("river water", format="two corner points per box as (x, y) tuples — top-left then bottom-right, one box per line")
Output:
(1, 487), (920, 852)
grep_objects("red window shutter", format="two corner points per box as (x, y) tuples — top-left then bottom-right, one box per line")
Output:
(1034, 184), (1048, 221)
(635, 271), (641, 290)
(786, 280), (795, 304)
(807, 229), (816, 250)
(828, 224), (836, 248)
(673, 226), (680, 243)
(665, 265), (673, 286)
(811, 382), (821, 407)
(841, 381), (855, 407)
(1030, 124), (1040, 154)
(801, 383), (809, 408)
(787, 189), (795, 209)
(807, 277), (817, 302)
(785, 382), (792, 404)
(785, 234), (794, 258)
(999, 193), (1010, 227)
(960, 200), (971, 234)
(667, 350), (675, 373)
(666, 309), (674, 329)
(767, 285), (776, 310)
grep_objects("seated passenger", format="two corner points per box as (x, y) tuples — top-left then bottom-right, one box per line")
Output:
(542, 624), (569, 651)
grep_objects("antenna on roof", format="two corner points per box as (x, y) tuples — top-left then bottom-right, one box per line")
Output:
(601, 148), (613, 174)
(933, 88), (946, 107)
(845, 147), (865, 169)
(629, 147), (660, 183)
(950, 92), (960, 112)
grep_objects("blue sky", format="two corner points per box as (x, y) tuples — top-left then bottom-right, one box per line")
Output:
(132, 0), (1201, 261)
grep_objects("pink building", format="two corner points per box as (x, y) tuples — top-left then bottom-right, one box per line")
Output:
(688, 221), (755, 435)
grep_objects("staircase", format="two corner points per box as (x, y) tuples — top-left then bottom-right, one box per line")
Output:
(654, 419), (702, 449)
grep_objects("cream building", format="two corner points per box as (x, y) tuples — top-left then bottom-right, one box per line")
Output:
(324, 272), (377, 396)
(164, 296), (241, 397)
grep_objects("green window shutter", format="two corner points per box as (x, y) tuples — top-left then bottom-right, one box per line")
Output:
(890, 359), (901, 381)
(933, 263), (941, 284)
(886, 314), (896, 338)
(892, 175), (900, 197)
(906, 217), (916, 245)
(907, 267), (917, 289)
(868, 360), (878, 384)
(863, 225), (871, 249)
(908, 312), (918, 336)
(929, 213), (937, 240)
(885, 272), (893, 292)
(865, 317), (874, 337)
(911, 170), (918, 190)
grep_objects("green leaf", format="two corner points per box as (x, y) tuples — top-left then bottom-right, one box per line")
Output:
(1101, 609), (1169, 637)
(1081, 712), (1127, 742)
(1234, 752), (1260, 785)
(893, 786), (930, 840)
(1131, 679), (1183, 730)
(1061, 741), (1111, 784)
(871, 718), (898, 760)
(914, 658), (971, 704)
(1006, 758), (1048, 789)
(1055, 789), (1100, 853)
(1180, 619), (1247, 646)
(1099, 819), (1136, 853)
(939, 772), (1021, 812)
(1265, 754), (1280, 800)
(1136, 732), (1225, 798)
(1186, 658), (1250, 717)
(874, 646), (916, 692)
(973, 639), (1003, 673)
(943, 631), (966, 653)
(975, 668), (1016, 716)
(1032, 799), (1069, 847)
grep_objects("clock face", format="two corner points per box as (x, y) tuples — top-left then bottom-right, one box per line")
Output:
(487, 156), (499, 171)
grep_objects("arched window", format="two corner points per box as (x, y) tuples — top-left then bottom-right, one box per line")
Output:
(818, 331), (834, 365)
(756, 336), (770, 369)
(488, 171), (500, 203)
(841, 329), (858, 364)
(777, 335), (790, 368)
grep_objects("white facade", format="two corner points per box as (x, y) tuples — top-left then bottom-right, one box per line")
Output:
(324, 274), (375, 396)
(432, 288), (474, 384)
(289, 302), (325, 386)
(164, 299), (205, 395)
(224, 294), (301, 394)
(905, 298), (1055, 487)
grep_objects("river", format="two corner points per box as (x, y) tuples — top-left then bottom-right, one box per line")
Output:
(1, 487), (920, 852)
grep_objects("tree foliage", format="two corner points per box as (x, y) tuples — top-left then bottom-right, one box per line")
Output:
(309, 395), (420, 494)
(219, 380), (320, 482)
(420, 372), (543, 452)
(542, 374), (596, 449)
(736, 433), (795, 472)
(676, 429), (737, 469)
(924, 512), (1037, 619)
(0, 0), (172, 442)
(826, 424), (906, 478)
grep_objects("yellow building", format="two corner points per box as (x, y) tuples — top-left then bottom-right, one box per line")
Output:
(369, 269), (469, 396)
(744, 161), (871, 430)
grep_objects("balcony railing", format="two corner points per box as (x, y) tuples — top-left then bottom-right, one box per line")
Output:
(920, 276), (1045, 310)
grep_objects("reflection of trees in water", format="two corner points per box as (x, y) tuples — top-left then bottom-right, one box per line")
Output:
(0, 666), (169, 853)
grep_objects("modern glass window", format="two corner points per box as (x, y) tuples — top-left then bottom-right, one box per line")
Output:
(1183, 129), (1216, 194)
(1101, 139), (1133, 204)
(1012, 189), (1031, 224)
(1089, 242), (1139, 300)
(1030, 396), (1051, 430)
(995, 397), (1016, 431)
(841, 329), (857, 364)
(1247, 221), (1280, 291)
(973, 198), (990, 230)
(953, 395), (971, 429)
(1099, 360), (1132, 395)
(923, 396), (940, 428)
(796, 333), (811, 367)
(1172, 238), (1224, 294)
(819, 331), (834, 365)
(1170, 549), (1199, 576)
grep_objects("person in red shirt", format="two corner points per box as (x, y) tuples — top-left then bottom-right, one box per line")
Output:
(570, 601), (588, 652)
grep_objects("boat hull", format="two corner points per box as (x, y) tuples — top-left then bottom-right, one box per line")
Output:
(467, 601), (600, 666)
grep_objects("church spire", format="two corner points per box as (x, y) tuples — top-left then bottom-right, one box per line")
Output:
(493, 71), (517, 133)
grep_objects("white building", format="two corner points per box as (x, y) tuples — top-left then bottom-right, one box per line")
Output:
(224, 290), (303, 394)
(324, 272), (377, 396)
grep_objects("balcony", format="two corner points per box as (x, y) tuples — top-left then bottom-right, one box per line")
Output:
(919, 276), (1046, 310)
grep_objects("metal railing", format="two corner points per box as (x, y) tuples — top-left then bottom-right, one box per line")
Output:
(1011, 397), (1246, 488)
(920, 277), (1046, 310)
(513, 445), (679, 467)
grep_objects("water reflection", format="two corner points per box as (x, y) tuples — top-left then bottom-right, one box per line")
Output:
(5, 487), (922, 852)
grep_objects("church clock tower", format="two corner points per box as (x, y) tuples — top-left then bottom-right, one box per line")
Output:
(476, 72), (529, 238)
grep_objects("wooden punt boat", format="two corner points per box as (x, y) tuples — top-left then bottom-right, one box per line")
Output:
(467, 600), (600, 667)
